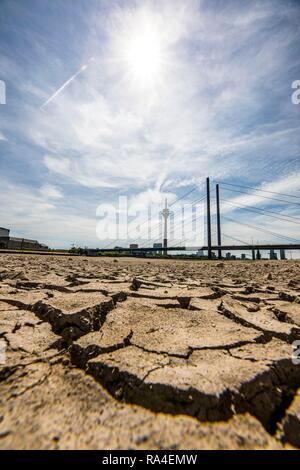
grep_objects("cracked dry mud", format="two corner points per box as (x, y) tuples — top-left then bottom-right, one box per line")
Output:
(0, 255), (300, 449)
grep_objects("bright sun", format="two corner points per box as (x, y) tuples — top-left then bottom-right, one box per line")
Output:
(109, 7), (170, 91)
(123, 30), (163, 87)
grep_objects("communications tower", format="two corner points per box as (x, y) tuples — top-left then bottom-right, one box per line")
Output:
(162, 198), (170, 256)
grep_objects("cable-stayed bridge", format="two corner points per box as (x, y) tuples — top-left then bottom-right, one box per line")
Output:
(100, 177), (300, 259)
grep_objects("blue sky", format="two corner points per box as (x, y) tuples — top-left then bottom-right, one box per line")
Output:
(0, 0), (300, 251)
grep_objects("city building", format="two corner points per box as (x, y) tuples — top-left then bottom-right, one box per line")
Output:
(129, 244), (139, 250)
(270, 249), (278, 260)
(280, 249), (286, 260)
(0, 227), (10, 238)
(86, 249), (99, 257)
(241, 253), (246, 260)
(196, 249), (205, 257)
(225, 252), (237, 260)
(0, 227), (48, 250)
(153, 243), (163, 255)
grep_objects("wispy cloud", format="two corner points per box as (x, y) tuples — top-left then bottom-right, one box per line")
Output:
(39, 184), (63, 199)
(0, 0), (299, 248)
(219, 171), (300, 213)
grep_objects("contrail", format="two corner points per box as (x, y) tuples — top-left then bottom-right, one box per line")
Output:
(41, 57), (94, 108)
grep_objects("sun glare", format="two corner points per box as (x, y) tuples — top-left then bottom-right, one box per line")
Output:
(109, 7), (171, 93)
(123, 29), (163, 87)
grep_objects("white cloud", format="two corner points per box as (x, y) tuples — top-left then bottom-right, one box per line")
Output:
(1, 0), (300, 250)
(18, 0), (297, 194)
(39, 184), (63, 199)
(0, 178), (97, 248)
(129, 188), (177, 207)
(220, 171), (300, 214)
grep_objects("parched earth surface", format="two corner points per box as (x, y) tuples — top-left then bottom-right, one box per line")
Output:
(0, 254), (300, 450)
